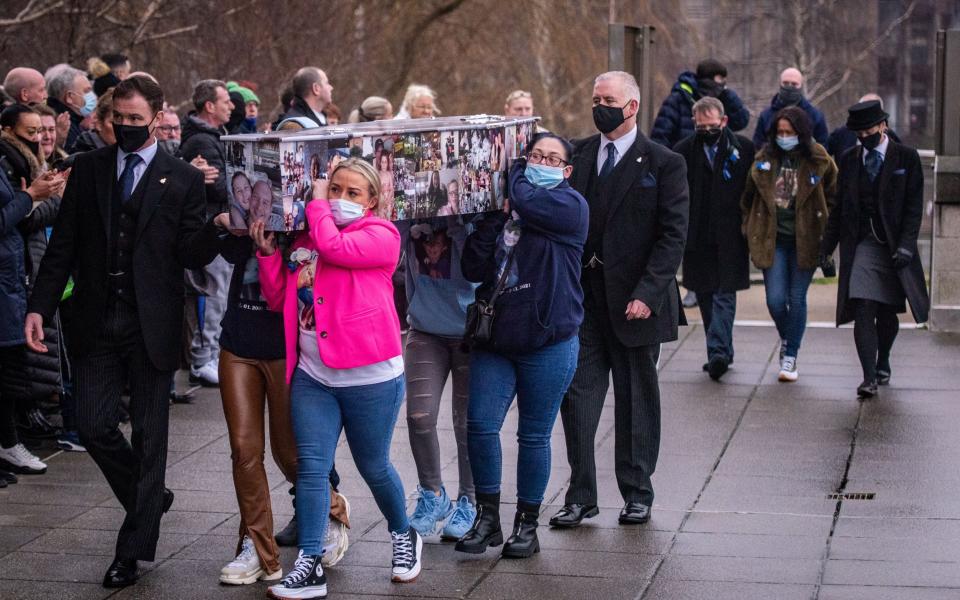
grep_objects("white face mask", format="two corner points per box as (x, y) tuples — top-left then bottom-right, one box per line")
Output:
(329, 199), (366, 226)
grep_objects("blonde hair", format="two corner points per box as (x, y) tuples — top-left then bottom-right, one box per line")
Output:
(504, 89), (532, 105)
(401, 84), (440, 115)
(331, 158), (382, 209)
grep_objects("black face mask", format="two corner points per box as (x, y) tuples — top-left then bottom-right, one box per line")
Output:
(17, 136), (40, 157)
(593, 103), (628, 134)
(697, 78), (724, 98)
(114, 118), (156, 153)
(778, 85), (803, 106)
(696, 127), (723, 146)
(859, 131), (882, 151)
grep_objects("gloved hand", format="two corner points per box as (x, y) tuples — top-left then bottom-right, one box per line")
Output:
(819, 253), (836, 278)
(891, 247), (913, 270)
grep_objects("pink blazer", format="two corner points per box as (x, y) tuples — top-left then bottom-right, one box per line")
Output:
(257, 200), (402, 383)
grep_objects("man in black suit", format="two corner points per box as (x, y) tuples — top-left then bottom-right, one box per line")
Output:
(551, 71), (689, 528)
(24, 76), (223, 588)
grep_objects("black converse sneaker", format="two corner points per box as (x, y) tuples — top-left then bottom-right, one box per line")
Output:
(390, 527), (423, 582)
(267, 551), (327, 599)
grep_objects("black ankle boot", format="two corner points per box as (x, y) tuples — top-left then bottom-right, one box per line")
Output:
(502, 501), (540, 558)
(455, 492), (502, 554)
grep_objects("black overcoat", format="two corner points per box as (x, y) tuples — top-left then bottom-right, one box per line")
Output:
(673, 129), (754, 293)
(821, 140), (930, 325)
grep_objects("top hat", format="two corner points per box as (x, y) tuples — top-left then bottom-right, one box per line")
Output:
(846, 100), (889, 131)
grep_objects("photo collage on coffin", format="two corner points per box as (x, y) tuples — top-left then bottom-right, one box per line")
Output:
(226, 140), (284, 231)
(279, 139), (351, 232)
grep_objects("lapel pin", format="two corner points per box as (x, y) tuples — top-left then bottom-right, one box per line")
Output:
(636, 156), (643, 164)
(159, 177), (167, 184)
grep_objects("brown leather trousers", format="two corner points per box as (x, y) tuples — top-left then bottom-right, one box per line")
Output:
(219, 350), (349, 574)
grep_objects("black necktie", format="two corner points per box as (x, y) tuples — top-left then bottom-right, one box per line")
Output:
(599, 143), (616, 180)
(119, 154), (143, 203)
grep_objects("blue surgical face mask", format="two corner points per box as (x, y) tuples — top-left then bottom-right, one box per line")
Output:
(244, 117), (257, 130)
(776, 135), (800, 151)
(329, 199), (366, 226)
(79, 90), (97, 117)
(524, 163), (565, 189)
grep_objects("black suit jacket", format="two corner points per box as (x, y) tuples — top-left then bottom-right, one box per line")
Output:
(571, 131), (689, 347)
(29, 145), (220, 370)
(822, 140), (929, 325)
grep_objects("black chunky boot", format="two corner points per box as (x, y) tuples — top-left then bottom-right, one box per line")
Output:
(455, 492), (502, 554)
(501, 501), (540, 558)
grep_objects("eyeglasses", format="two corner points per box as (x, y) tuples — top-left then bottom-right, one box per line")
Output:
(157, 125), (181, 133)
(528, 151), (567, 167)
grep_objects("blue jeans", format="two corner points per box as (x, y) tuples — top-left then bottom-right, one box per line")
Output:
(697, 290), (737, 363)
(290, 369), (408, 555)
(762, 241), (815, 358)
(467, 337), (579, 505)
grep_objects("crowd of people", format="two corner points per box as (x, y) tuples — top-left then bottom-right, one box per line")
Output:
(0, 52), (929, 600)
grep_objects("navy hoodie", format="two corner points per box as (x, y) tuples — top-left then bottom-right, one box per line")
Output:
(461, 162), (588, 354)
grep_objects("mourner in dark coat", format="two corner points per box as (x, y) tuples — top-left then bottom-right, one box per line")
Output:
(820, 100), (929, 399)
(673, 96), (755, 380)
(551, 71), (689, 530)
(25, 76), (222, 587)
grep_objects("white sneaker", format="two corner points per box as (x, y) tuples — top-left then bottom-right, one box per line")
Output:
(220, 536), (280, 585)
(190, 361), (219, 387)
(321, 493), (350, 567)
(0, 443), (47, 474)
(778, 356), (799, 382)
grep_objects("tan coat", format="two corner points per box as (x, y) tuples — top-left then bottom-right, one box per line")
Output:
(740, 143), (838, 270)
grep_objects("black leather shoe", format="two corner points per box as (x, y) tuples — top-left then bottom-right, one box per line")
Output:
(548, 503), (599, 528)
(857, 380), (878, 399)
(618, 502), (651, 524)
(707, 356), (730, 381)
(455, 493), (502, 554)
(162, 488), (174, 513)
(502, 504), (540, 558)
(876, 368), (891, 386)
(103, 557), (138, 588)
(0, 469), (17, 484)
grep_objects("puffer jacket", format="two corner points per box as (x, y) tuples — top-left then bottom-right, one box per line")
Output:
(740, 142), (838, 270)
(179, 113), (229, 214)
(651, 71), (751, 149)
(0, 195), (65, 401)
(0, 169), (31, 347)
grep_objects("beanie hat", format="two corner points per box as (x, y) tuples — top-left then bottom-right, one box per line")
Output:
(227, 81), (260, 106)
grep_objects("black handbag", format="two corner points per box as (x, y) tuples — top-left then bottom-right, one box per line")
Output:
(465, 250), (515, 344)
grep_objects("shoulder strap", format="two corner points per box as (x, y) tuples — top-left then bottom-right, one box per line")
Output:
(488, 248), (516, 309)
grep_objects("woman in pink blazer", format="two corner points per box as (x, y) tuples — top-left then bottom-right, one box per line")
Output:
(253, 158), (422, 599)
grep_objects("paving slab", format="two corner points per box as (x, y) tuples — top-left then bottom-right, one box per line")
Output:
(1, 325), (958, 599)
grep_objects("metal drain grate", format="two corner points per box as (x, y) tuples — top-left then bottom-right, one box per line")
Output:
(827, 492), (876, 500)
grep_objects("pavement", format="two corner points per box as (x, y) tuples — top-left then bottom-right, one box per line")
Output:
(1, 290), (959, 599)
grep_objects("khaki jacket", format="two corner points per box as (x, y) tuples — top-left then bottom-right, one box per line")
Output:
(740, 143), (837, 270)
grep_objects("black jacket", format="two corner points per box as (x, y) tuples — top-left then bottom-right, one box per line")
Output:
(280, 96), (326, 129)
(571, 132), (689, 347)
(70, 130), (107, 155)
(673, 129), (754, 292)
(0, 193), (64, 400)
(0, 168), (31, 346)
(650, 71), (751, 149)
(179, 114), (229, 214)
(821, 140), (929, 325)
(47, 98), (86, 153)
(28, 144), (221, 370)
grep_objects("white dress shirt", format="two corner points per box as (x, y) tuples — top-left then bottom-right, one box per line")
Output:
(596, 125), (638, 175)
(116, 138), (159, 190)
